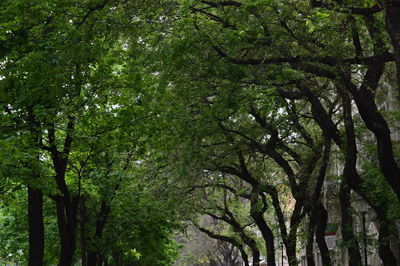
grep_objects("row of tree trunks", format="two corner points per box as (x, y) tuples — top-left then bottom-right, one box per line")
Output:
(206, 210), (261, 266)
(191, 2), (399, 266)
(198, 226), (250, 266)
(341, 13), (399, 266)
(298, 82), (399, 265)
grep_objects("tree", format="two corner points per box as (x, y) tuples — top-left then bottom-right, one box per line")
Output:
(148, 0), (400, 264)
(1, 0), (399, 265)
(0, 1), (184, 265)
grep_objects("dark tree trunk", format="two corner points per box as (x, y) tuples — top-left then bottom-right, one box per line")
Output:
(299, 83), (398, 265)
(28, 186), (44, 266)
(250, 192), (276, 266)
(377, 218), (398, 266)
(285, 236), (298, 266)
(87, 250), (97, 264)
(315, 204), (332, 266)
(27, 110), (45, 266)
(87, 246), (97, 264)
(255, 217), (276, 266)
(80, 198), (88, 266)
(87, 200), (110, 266)
(305, 212), (316, 266)
(341, 83), (398, 265)
(235, 225), (260, 266)
(385, 0), (400, 95)
(44, 119), (79, 266)
(285, 200), (304, 266)
(97, 254), (105, 266)
(339, 183), (362, 266)
(346, 71), (400, 203)
(240, 247), (250, 266)
(267, 186), (298, 266)
(87, 154), (131, 266)
(56, 196), (79, 266)
(340, 88), (362, 266)
(305, 141), (332, 266)
(251, 251), (261, 266)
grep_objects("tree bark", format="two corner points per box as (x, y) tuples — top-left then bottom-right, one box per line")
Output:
(385, 0), (400, 95)
(377, 218), (399, 266)
(250, 192), (276, 266)
(305, 211), (316, 266)
(298, 83), (398, 265)
(282, 195), (307, 266)
(315, 204), (332, 266)
(87, 200), (110, 266)
(340, 91), (363, 266)
(341, 82), (398, 265)
(28, 186), (44, 266)
(27, 109), (45, 266)
(45, 120), (79, 266)
(339, 183), (362, 266)
(345, 70), (400, 204)
(80, 198), (88, 266)
(56, 196), (79, 266)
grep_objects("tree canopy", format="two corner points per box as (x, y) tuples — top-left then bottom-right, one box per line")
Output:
(0, 0), (399, 265)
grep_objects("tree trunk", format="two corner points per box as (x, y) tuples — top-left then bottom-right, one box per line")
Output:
(45, 120), (78, 266)
(285, 238), (298, 266)
(27, 110), (45, 266)
(236, 229), (260, 266)
(239, 247), (250, 266)
(347, 74), (400, 203)
(198, 226), (250, 266)
(250, 192), (276, 266)
(340, 89), (362, 266)
(56, 196), (79, 266)
(87, 155), (132, 266)
(80, 198), (88, 266)
(86, 243), (98, 263)
(341, 84), (398, 265)
(305, 212), (316, 266)
(88, 200), (110, 266)
(377, 219), (398, 266)
(285, 200), (304, 266)
(385, 0), (400, 95)
(28, 186), (44, 266)
(251, 252), (261, 266)
(315, 204), (332, 266)
(339, 183), (362, 266)
(305, 193), (332, 265)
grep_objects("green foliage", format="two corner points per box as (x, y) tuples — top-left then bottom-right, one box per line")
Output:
(0, 0), (399, 265)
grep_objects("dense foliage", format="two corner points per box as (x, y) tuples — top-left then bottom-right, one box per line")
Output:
(1, 0), (399, 265)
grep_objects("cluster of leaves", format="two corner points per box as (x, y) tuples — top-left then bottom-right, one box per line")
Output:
(0, 0), (187, 265)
